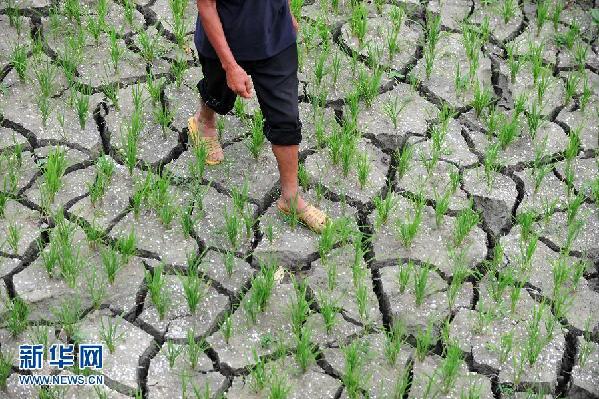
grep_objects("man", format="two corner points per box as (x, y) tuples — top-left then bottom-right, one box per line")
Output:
(189, 0), (328, 233)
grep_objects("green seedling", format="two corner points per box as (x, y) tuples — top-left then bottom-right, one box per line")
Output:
(564, 72), (580, 105)
(356, 151), (370, 190)
(145, 264), (170, 320)
(396, 143), (414, 180)
(448, 260), (470, 309)
(53, 297), (82, 339)
(247, 110), (266, 159)
(439, 343), (463, 393)
(153, 104), (174, 138)
(221, 312), (233, 344)
(350, 2), (368, 43)
(373, 190), (397, 228)
(295, 326), (317, 372)
(536, 0), (550, 33)
(165, 341), (183, 369)
(342, 339), (368, 399)
(396, 195), (424, 247)
(11, 44), (28, 82)
(453, 202), (479, 246)
(42, 147), (67, 204)
(415, 321), (434, 361)
(7, 296), (29, 337)
(413, 264), (430, 306)
(100, 315), (125, 354)
(108, 27), (124, 71)
(101, 246), (122, 285)
(289, 278), (311, 337)
(397, 261), (412, 294)
(179, 267), (208, 314)
(186, 329), (206, 370)
(472, 81), (493, 117)
(319, 292), (339, 334)
(384, 319), (406, 365)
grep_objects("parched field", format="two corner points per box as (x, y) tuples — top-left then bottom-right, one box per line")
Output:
(1, 0), (598, 398)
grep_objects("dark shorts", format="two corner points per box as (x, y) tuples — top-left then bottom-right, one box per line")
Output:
(196, 44), (302, 146)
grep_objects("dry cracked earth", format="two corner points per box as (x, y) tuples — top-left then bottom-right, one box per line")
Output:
(0, 0), (598, 398)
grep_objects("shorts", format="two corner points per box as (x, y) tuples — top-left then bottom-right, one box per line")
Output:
(196, 43), (302, 146)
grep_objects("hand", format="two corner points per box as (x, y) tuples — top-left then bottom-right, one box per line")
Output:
(224, 63), (252, 98)
(291, 14), (299, 32)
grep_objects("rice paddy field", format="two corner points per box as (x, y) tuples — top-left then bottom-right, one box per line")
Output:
(0, 0), (598, 398)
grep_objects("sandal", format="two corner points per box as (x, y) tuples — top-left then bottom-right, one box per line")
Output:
(188, 117), (224, 165)
(277, 200), (329, 234)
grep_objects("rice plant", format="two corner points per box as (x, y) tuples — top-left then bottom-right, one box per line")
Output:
(396, 143), (414, 179)
(342, 339), (368, 399)
(564, 72), (581, 106)
(396, 195), (424, 247)
(100, 315), (125, 353)
(415, 321), (434, 361)
(108, 27), (124, 71)
(453, 202), (479, 246)
(413, 264), (430, 306)
(6, 296), (29, 337)
(384, 319), (406, 365)
(101, 246), (121, 285)
(535, 0), (550, 33)
(471, 81), (493, 117)
(439, 343), (463, 393)
(0, 352), (14, 390)
(501, 0), (517, 24)
(295, 326), (317, 372)
(42, 147), (67, 204)
(318, 292), (338, 334)
(153, 103), (174, 138)
(11, 44), (28, 82)
(52, 297), (82, 339)
(349, 2), (368, 44)
(356, 151), (370, 189)
(186, 329), (207, 370)
(179, 267), (208, 314)
(145, 264), (170, 320)
(247, 110), (265, 159)
(289, 278), (311, 337)
(373, 190), (397, 228)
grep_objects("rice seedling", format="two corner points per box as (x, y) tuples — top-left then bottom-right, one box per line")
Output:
(186, 329), (207, 370)
(396, 195), (424, 247)
(535, 0), (550, 33)
(100, 315), (125, 354)
(439, 343), (463, 393)
(318, 292), (338, 334)
(0, 348), (15, 389)
(269, 368), (291, 399)
(11, 43), (28, 82)
(506, 43), (521, 84)
(357, 67), (383, 107)
(536, 68), (551, 106)
(249, 350), (268, 392)
(524, 302), (546, 365)
(396, 143), (414, 180)
(413, 264), (430, 306)
(349, 2), (368, 44)
(524, 101), (543, 140)
(501, 0), (517, 24)
(342, 339), (368, 399)
(99, 246), (121, 286)
(564, 72), (581, 106)
(42, 147), (67, 204)
(137, 29), (159, 63)
(579, 76), (592, 111)
(424, 45), (435, 80)
(454, 62), (470, 97)
(373, 189), (397, 228)
(556, 23), (580, 50)
(224, 210), (241, 251)
(145, 264), (170, 320)
(122, 123), (139, 175)
(289, 278), (311, 337)
(153, 103), (174, 138)
(108, 27), (124, 71)
(509, 281), (523, 314)
(447, 260), (470, 309)
(6, 222), (21, 254)
(6, 296), (29, 337)
(295, 326), (317, 372)
(164, 340), (183, 369)
(386, 25), (401, 61)
(573, 42), (588, 72)
(356, 151), (370, 189)
(247, 110), (266, 159)
(472, 81), (493, 117)
(179, 267), (208, 314)
(453, 201), (479, 246)
(384, 319), (406, 365)
(415, 321), (434, 361)
(396, 260), (412, 294)
(53, 297), (82, 339)
(355, 280), (369, 322)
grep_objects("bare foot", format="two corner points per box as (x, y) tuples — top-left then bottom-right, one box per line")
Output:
(192, 114), (224, 163)
(277, 195), (307, 213)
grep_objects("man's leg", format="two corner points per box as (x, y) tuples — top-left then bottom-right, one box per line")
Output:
(271, 144), (306, 211)
(191, 55), (237, 162)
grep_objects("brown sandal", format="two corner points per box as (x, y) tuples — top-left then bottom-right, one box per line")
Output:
(188, 117), (224, 165)
(277, 201), (329, 234)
